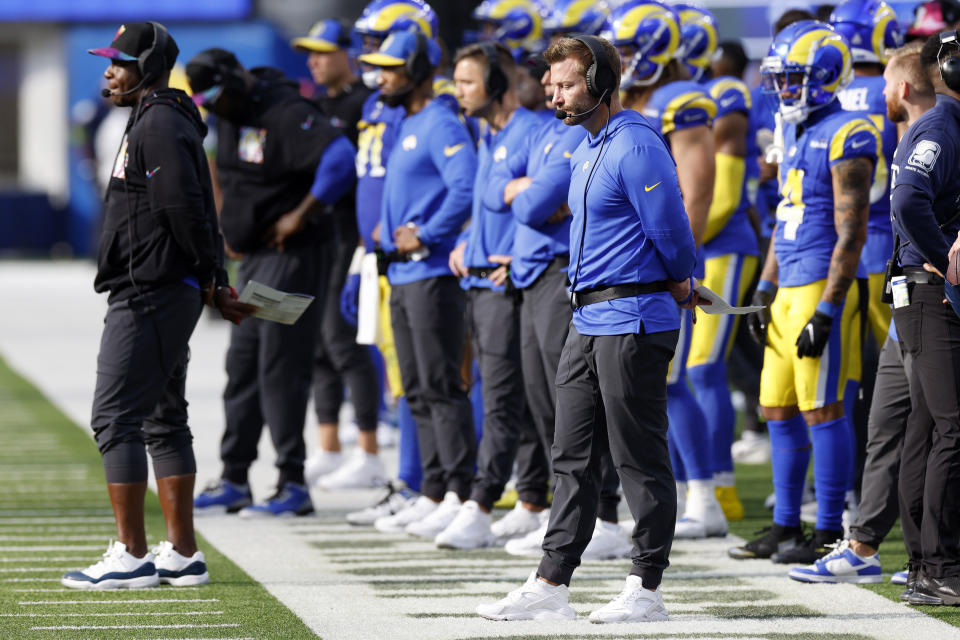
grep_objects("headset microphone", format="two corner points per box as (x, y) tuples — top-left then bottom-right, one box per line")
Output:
(101, 78), (148, 98)
(554, 88), (610, 119)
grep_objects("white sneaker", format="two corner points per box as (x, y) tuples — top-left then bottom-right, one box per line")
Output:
(491, 504), (545, 545)
(346, 483), (418, 526)
(152, 541), (209, 586)
(377, 421), (398, 448)
(406, 491), (462, 539)
(589, 574), (669, 623)
(435, 500), (494, 549)
(582, 519), (632, 561)
(61, 541), (159, 590)
(374, 495), (439, 533)
(675, 483), (728, 539)
(476, 569), (576, 621)
(304, 450), (343, 487)
(504, 520), (548, 557)
(318, 450), (387, 490)
(731, 430), (771, 464)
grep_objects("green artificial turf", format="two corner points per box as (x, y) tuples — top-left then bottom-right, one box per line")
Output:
(0, 356), (319, 640)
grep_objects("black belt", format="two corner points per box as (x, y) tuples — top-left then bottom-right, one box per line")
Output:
(902, 267), (944, 285)
(571, 281), (669, 309)
(467, 266), (515, 291)
(376, 249), (416, 275)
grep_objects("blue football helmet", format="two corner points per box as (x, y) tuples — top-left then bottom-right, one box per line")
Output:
(354, 0), (439, 47)
(676, 4), (719, 82)
(473, 0), (549, 57)
(543, 0), (611, 37)
(602, 0), (683, 88)
(760, 20), (853, 124)
(828, 0), (904, 65)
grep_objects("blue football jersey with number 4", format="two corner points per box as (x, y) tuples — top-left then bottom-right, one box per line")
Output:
(775, 101), (879, 287)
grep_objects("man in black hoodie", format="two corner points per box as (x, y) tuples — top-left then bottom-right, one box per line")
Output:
(186, 48), (357, 517)
(63, 22), (256, 590)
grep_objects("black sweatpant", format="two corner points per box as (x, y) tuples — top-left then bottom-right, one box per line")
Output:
(849, 334), (912, 549)
(895, 283), (960, 578)
(539, 325), (679, 589)
(92, 283), (203, 483)
(313, 222), (379, 431)
(390, 276), (476, 501)
(467, 287), (544, 509)
(221, 241), (322, 487)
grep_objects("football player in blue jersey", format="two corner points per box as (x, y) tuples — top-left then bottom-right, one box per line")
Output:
(606, 0), (728, 540)
(431, 42), (549, 549)
(473, 0), (550, 60)
(543, 0), (611, 42)
(677, 5), (761, 526)
(358, 31), (479, 537)
(731, 21), (880, 565)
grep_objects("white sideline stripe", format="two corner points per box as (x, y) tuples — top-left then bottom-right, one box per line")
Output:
(0, 517), (114, 524)
(13, 587), (202, 593)
(0, 535), (108, 541)
(19, 598), (219, 605)
(2, 578), (59, 582)
(0, 546), (104, 551)
(31, 624), (241, 630)
(0, 557), (90, 562)
(0, 510), (112, 516)
(0, 566), (76, 572)
(3, 611), (224, 617)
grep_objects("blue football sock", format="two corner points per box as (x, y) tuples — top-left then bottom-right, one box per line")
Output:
(688, 361), (736, 475)
(768, 414), (810, 527)
(396, 396), (422, 492)
(809, 416), (853, 532)
(667, 378), (713, 481)
(471, 360), (484, 443)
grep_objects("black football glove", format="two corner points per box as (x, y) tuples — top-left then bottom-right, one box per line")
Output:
(746, 289), (775, 345)
(795, 310), (833, 358)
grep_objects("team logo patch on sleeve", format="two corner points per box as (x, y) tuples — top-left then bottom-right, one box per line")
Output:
(402, 135), (418, 151)
(493, 145), (507, 162)
(238, 127), (267, 164)
(907, 140), (941, 171)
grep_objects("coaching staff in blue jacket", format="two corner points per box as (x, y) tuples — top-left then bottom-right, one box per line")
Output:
(479, 35), (700, 623)
(889, 32), (960, 606)
(359, 32), (479, 528)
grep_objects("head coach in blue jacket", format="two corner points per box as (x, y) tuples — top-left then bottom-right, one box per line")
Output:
(478, 34), (701, 623)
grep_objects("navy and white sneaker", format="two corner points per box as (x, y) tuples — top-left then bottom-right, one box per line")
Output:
(788, 540), (882, 584)
(239, 482), (314, 518)
(153, 541), (210, 586)
(194, 479), (252, 514)
(891, 570), (909, 585)
(62, 541), (159, 590)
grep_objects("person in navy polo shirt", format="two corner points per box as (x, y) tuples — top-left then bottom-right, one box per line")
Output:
(357, 32), (479, 537)
(478, 35), (699, 625)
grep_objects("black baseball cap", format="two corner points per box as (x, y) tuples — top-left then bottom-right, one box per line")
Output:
(186, 48), (244, 107)
(88, 22), (178, 69)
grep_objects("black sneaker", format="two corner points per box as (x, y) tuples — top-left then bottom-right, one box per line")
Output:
(771, 528), (843, 564)
(900, 565), (920, 602)
(908, 574), (960, 606)
(728, 523), (805, 560)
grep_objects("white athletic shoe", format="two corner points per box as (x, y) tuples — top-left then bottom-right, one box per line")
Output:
(374, 495), (439, 533)
(377, 421), (398, 448)
(152, 541), (210, 586)
(61, 541), (159, 590)
(304, 450), (343, 487)
(491, 504), (546, 545)
(582, 519), (632, 561)
(504, 520), (548, 557)
(675, 484), (728, 539)
(406, 491), (462, 539)
(435, 500), (494, 549)
(589, 575), (669, 623)
(476, 569), (577, 621)
(318, 450), (387, 490)
(346, 483), (418, 526)
(731, 430), (771, 464)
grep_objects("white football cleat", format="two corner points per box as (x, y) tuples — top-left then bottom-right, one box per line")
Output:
(405, 491), (462, 539)
(61, 541), (158, 590)
(675, 482), (728, 539)
(731, 430), (771, 464)
(504, 520), (548, 557)
(581, 519), (632, 561)
(346, 483), (418, 526)
(491, 504), (546, 545)
(318, 450), (387, 490)
(374, 495), (439, 533)
(589, 575), (669, 623)
(435, 500), (494, 549)
(476, 569), (577, 621)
